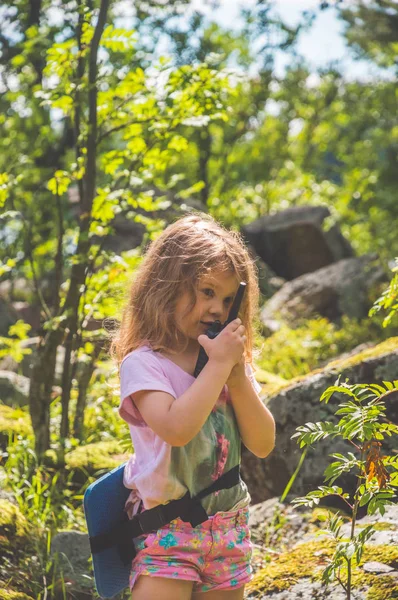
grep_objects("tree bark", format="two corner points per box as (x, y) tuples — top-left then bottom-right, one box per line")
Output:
(73, 341), (103, 440)
(28, 330), (62, 456)
(198, 128), (211, 206)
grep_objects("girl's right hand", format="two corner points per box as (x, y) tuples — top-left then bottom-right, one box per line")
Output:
(198, 318), (246, 369)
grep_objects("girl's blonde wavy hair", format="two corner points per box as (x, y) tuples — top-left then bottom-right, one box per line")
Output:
(110, 213), (259, 366)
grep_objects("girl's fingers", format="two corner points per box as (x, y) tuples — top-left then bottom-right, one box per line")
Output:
(225, 319), (245, 336)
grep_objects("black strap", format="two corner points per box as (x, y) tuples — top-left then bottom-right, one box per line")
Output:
(89, 465), (240, 564)
(195, 464), (239, 500)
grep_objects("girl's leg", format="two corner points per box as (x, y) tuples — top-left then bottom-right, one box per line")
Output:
(191, 585), (245, 599)
(131, 575), (194, 600)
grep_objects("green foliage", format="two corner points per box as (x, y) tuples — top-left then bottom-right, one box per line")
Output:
(0, 321), (32, 363)
(82, 371), (131, 444)
(291, 379), (398, 598)
(0, 499), (29, 540)
(0, 0), (239, 455)
(0, 436), (76, 597)
(202, 61), (398, 260)
(3, 437), (76, 531)
(2, 1), (398, 595)
(0, 405), (32, 448)
(338, 1), (398, 69)
(369, 258), (398, 327)
(255, 315), (394, 381)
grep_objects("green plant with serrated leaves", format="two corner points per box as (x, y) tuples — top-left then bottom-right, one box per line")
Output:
(369, 257), (398, 328)
(291, 378), (398, 600)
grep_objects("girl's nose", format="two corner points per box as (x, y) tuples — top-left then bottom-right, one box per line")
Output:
(209, 300), (224, 318)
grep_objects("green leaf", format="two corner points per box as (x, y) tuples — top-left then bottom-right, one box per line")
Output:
(47, 171), (71, 195)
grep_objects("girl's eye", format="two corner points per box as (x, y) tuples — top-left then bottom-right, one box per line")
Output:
(201, 290), (233, 303)
(202, 288), (214, 297)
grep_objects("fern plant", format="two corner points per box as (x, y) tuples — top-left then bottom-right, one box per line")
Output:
(291, 378), (398, 600)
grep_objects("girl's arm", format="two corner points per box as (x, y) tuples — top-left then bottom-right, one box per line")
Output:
(133, 319), (244, 446)
(133, 359), (232, 446)
(227, 360), (275, 459)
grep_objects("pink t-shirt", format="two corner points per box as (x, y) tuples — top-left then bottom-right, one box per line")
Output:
(119, 345), (262, 516)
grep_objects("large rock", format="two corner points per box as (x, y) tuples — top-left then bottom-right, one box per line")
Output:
(50, 529), (128, 599)
(260, 254), (387, 331)
(241, 337), (398, 504)
(50, 531), (92, 596)
(242, 206), (354, 281)
(0, 371), (30, 407)
(250, 250), (285, 301)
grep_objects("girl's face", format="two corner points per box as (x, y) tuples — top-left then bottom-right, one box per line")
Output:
(175, 269), (240, 352)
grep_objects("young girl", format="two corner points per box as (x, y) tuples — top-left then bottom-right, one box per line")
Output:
(111, 213), (275, 600)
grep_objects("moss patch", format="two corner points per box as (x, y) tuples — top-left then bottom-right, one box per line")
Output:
(345, 545), (398, 598)
(247, 539), (398, 598)
(0, 501), (35, 600)
(65, 440), (130, 482)
(0, 500), (28, 541)
(325, 337), (398, 371)
(361, 544), (398, 567)
(0, 404), (32, 449)
(0, 592), (34, 600)
(362, 521), (397, 532)
(253, 367), (287, 387)
(367, 578), (398, 600)
(246, 540), (336, 595)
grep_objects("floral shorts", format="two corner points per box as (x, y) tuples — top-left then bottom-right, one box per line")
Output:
(130, 507), (252, 593)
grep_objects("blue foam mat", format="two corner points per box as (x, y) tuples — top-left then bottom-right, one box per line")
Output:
(84, 463), (131, 599)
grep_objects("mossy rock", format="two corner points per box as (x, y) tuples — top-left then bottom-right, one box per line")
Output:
(0, 499), (28, 541)
(247, 539), (336, 595)
(0, 404), (32, 450)
(242, 336), (398, 502)
(65, 440), (130, 483)
(262, 336), (398, 398)
(0, 591), (34, 600)
(247, 540), (398, 599)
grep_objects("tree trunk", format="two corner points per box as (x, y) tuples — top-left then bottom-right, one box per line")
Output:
(198, 128), (211, 206)
(28, 330), (62, 456)
(60, 330), (75, 441)
(73, 341), (103, 440)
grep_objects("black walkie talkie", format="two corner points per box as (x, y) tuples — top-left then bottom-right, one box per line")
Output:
(193, 282), (246, 378)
